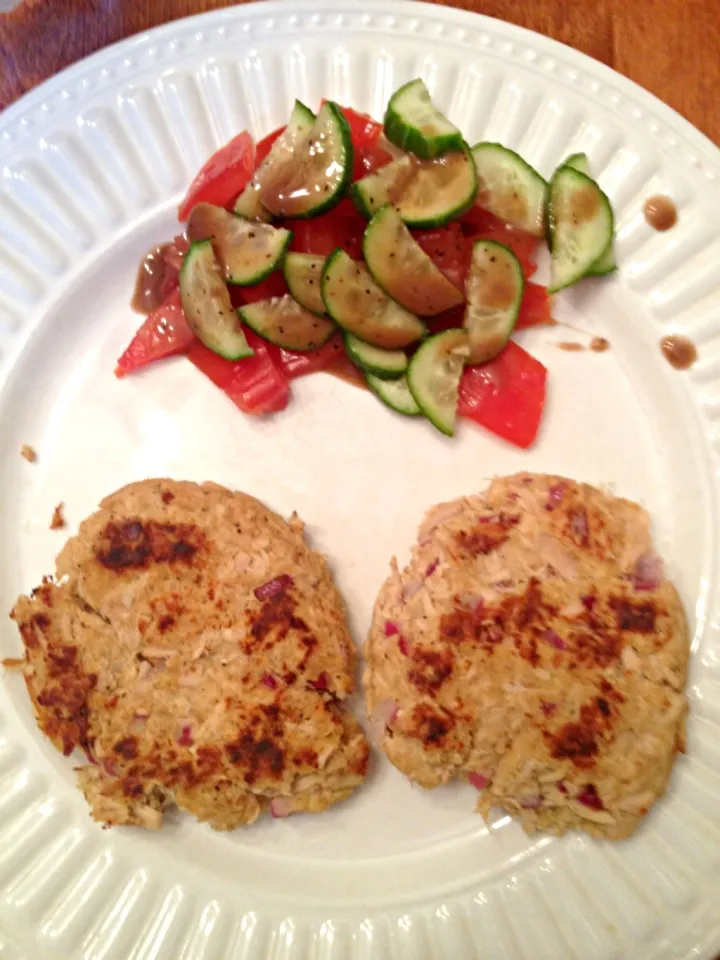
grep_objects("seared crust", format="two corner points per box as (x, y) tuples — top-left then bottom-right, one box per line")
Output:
(11, 479), (368, 830)
(364, 473), (689, 840)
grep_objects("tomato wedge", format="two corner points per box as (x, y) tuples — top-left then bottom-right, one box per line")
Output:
(515, 282), (554, 329)
(461, 207), (538, 279)
(414, 223), (469, 292)
(187, 328), (290, 415)
(163, 234), (190, 272)
(458, 341), (547, 449)
(115, 290), (195, 378)
(278, 332), (345, 378)
(289, 198), (366, 260)
(178, 131), (255, 222)
(231, 271), (288, 307)
(356, 144), (393, 178)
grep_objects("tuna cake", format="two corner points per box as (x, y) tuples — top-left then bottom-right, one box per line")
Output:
(10, 479), (369, 830)
(364, 473), (689, 840)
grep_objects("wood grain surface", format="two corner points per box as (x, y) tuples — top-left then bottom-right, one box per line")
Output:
(0, 0), (718, 146)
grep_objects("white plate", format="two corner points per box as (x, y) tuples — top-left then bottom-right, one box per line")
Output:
(1, 3), (720, 958)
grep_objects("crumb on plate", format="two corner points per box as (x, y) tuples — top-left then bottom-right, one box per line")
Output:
(50, 503), (66, 530)
(21, 445), (37, 463)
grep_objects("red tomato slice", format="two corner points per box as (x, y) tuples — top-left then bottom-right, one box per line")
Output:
(187, 329), (290, 415)
(356, 144), (393, 178)
(278, 332), (345, 378)
(178, 131), (255, 222)
(426, 304), (466, 336)
(115, 290), (195, 378)
(460, 207), (509, 235)
(427, 283), (553, 337)
(515, 282), (554, 329)
(288, 198), (366, 260)
(231, 271), (289, 307)
(322, 350), (367, 388)
(414, 223), (469, 292)
(458, 341), (547, 449)
(163, 234), (190, 272)
(460, 207), (538, 279)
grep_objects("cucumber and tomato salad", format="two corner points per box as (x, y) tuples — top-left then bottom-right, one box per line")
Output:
(119, 80), (620, 448)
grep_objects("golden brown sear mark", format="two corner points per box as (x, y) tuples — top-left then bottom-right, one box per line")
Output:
(95, 520), (205, 570)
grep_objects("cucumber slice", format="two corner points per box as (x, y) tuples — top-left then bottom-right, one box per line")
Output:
(234, 100), (316, 221)
(362, 204), (464, 316)
(407, 329), (469, 437)
(239, 295), (335, 352)
(564, 152), (590, 176)
(384, 78), (463, 160)
(187, 203), (291, 286)
(464, 240), (524, 364)
(260, 102), (353, 219)
(366, 373), (421, 416)
(546, 166), (614, 293)
(179, 241), (254, 360)
(345, 333), (407, 379)
(351, 146), (477, 227)
(322, 248), (426, 349)
(283, 253), (326, 315)
(588, 242), (617, 277)
(562, 153), (617, 277)
(471, 142), (547, 236)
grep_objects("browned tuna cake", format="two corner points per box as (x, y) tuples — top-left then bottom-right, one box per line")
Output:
(11, 479), (368, 830)
(364, 473), (689, 840)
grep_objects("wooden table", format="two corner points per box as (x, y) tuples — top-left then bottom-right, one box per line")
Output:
(0, 0), (718, 146)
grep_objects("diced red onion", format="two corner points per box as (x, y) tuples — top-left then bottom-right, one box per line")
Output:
(134, 709), (149, 719)
(385, 620), (400, 637)
(270, 797), (295, 819)
(311, 671), (329, 691)
(425, 558), (439, 578)
(577, 784), (603, 810)
(368, 699), (398, 744)
(581, 594), (596, 611)
(458, 594), (483, 613)
(633, 552), (663, 592)
(177, 723), (194, 747)
(545, 482), (568, 511)
(520, 795), (542, 809)
(570, 509), (589, 544)
(102, 759), (119, 778)
(468, 772), (490, 790)
(398, 636), (409, 656)
(262, 672), (278, 690)
(492, 579), (514, 591)
(557, 780), (568, 795)
(542, 629), (567, 650)
(129, 714), (147, 734)
(401, 579), (422, 602)
(540, 701), (557, 717)
(254, 574), (293, 601)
